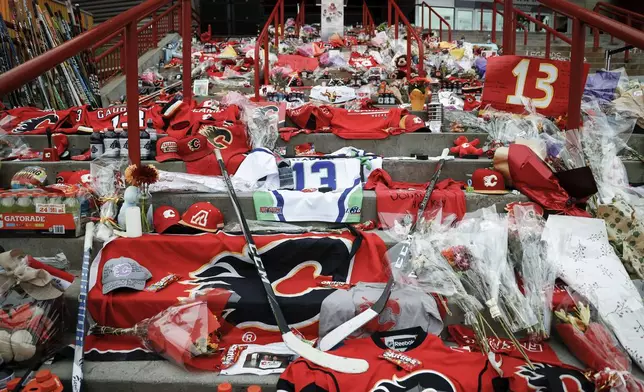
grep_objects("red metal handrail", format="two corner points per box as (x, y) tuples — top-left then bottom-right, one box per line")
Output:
(490, 0), (570, 58)
(92, 3), (182, 84)
(537, 0), (644, 130)
(254, 0), (285, 100)
(387, 0), (425, 77)
(0, 0), (193, 168)
(363, 0), (375, 37)
(482, 2), (528, 50)
(295, 0), (305, 36)
(592, 2), (644, 61)
(417, 2), (452, 42)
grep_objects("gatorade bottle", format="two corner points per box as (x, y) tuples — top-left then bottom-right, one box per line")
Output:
(90, 131), (104, 160)
(145, 119), (157, 159)
(102, 128), (120, 158)
(140, 128), (151, 160)
(118, 129), (129, 158)
(217, 383), (232, 392)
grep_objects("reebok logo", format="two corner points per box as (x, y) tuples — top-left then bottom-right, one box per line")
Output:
(385, 338), (416, 350)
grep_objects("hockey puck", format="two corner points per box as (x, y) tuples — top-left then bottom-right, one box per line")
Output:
(415, 154), (429, 160)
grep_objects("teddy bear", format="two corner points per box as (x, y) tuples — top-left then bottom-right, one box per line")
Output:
(450, 136), (483, 158)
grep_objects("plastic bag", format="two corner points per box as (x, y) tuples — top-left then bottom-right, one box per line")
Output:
(91, 296), (221, 370)
(0, 250), (73, 366)
(90, 157), (127, 241)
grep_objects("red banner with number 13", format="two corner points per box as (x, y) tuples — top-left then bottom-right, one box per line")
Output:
(481, 56), (589, 117)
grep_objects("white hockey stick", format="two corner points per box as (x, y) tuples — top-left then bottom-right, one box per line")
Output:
(72, 222), (95, 392)
(211, 147), (368, 374)
(318, 149), (453, 351)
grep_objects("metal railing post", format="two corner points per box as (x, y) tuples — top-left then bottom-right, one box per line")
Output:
(567, 18), (585, 130)
(182, 0), (192, 103)
(480, 6), (483, 31)
(280, 0), (284, 38)
(545, 31), (550, 58)
(388, 0), (391, 27)
(274, 12), (279, 47)
(492, 2), (497, 42)
(503, 0), (514, 54)
(406, 26), (411, 76)
(553, 12), (557, 41)
(125, 22), (141, 167)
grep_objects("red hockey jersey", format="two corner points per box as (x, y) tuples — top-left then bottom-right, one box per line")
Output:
(167, 101), (241, 138)
(1, 107), (74, 134)
(278, 328), (594, 392)
(328, 107), (406, 139)
(349, 52), (379, 69)
(85, 230), (389, 367)
(365, 169), (466, 228)
(86, 104), (166, 131)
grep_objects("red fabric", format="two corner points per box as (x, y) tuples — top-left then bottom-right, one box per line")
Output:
(446, 325), (562, 364)
(278, 330), (594, 392)
(85, 231), (389, 366)
(555, 322), (630, 372)
(176, 120), (249, 176)
(328, 107), (406, 139)
(167, 101), (241, 139)
(286, 104), (333, 130)
(275, 55), (319, 72)
(1, 107), (73, 134)
(508, 144), (590, 217)
(365, 169), (466, 228)
(86, 105), (166, 131)
(348, 52), (379, 68)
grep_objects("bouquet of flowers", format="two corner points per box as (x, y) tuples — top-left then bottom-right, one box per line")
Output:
(90, 297), (221, 370)
(90, 157), (127, 241)
(555, 294), (644, 392)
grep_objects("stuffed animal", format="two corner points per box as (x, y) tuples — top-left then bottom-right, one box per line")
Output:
(117, 186), (141, 229)
(450, 136), (483, 158)
(463, 94), (481, 112)
(392, 55), (408, 79)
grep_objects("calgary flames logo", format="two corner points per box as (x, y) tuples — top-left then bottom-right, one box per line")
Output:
(370, 370), (456, 392)
(198, 125), (233, 149)
(187, 138), (201, 151)
(12, 114), (59, 134)
(515, 363), (594, 391)
(181, 236), (355, 331)
(483, 174), (498, 188)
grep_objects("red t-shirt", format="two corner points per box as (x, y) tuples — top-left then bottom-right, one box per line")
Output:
(365, 168), (466, 228)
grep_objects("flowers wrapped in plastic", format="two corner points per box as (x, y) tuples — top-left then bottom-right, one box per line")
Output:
(554, 293), (644, 392)
(90, 157), (127, 241)
(0, 250), (73, 366)
(451, 207), (536, 364)
(90, 297), (221, 370)
(510, 204), (557, 341)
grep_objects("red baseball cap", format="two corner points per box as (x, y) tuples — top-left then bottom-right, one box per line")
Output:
(179, 202), (225, 232)
(399, 115), (429, 132)
(471, 168), (509, 194)
(156, 136), (181, 162)
(154, 205), (181, 234)
(177, 134), (214, 162)
(56, 170), (90, 185)
(52, 133), (69, 158)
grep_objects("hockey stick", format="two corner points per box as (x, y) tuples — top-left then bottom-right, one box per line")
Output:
(211, 147), (368, 374)
(72, 222), (95, 392)
(318, 148), (453, 352)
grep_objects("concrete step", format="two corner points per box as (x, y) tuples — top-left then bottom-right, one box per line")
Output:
(1, 191), (527, 270)
(42, 323), (644, 392)
(3, 157), (643, 187)
(16, 133), (644, 162)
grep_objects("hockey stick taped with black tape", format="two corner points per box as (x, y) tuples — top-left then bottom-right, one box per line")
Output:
(72, 221), (95, 392)
(318, 148), (453, 352)
(212, 148), (369, 374)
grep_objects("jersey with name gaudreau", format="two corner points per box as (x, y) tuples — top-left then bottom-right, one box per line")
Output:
(277, 328), (594, 392)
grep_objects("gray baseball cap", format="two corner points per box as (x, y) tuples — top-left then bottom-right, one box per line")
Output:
(102, 257), (152, 294)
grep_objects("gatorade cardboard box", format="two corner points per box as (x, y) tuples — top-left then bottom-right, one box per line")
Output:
(0, 185), (90, 237)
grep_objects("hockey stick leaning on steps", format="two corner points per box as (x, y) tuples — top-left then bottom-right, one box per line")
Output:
(72, 222), (95, 392)
(211, 147), (369, 374)
(318, 148), (454, 351)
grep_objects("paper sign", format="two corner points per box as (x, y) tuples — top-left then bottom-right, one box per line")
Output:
(481, 55), (589, 117)
(320, 0), (344, 41)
